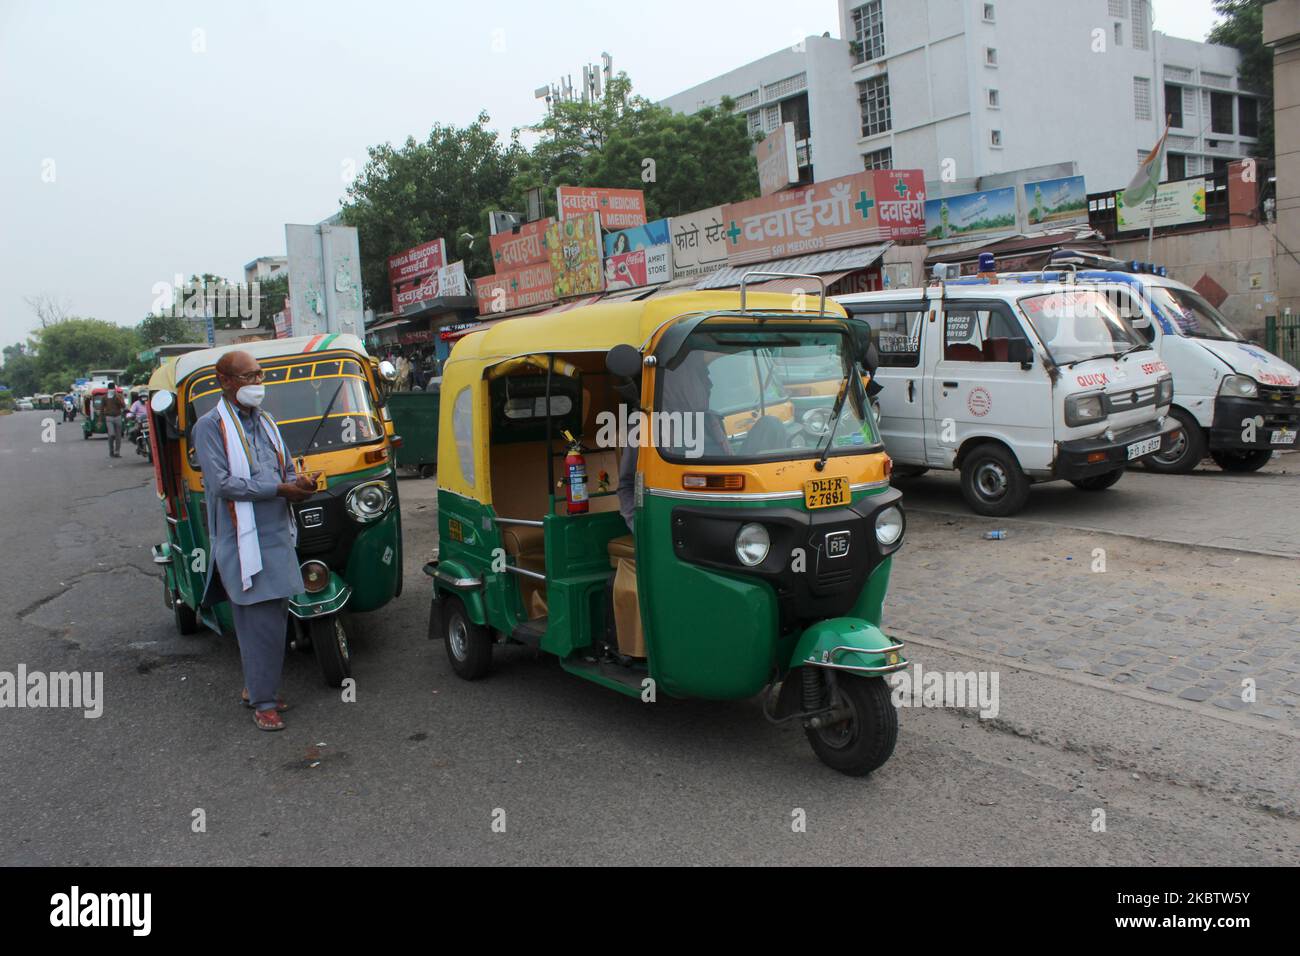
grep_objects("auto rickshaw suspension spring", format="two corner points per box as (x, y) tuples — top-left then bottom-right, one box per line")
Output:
(802, 667), (824, 712)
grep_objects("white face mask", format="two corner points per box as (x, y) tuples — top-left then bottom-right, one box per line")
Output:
(236, 384), (265, 408)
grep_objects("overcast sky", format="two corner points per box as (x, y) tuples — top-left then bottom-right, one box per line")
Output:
(0, 0), (1226, 345)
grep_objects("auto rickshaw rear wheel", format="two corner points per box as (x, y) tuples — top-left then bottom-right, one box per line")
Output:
(165, 578), (200, 635)
(443, 596), (493, 680)
(308, 614), (352, 688)
(804, 673), (897, 777)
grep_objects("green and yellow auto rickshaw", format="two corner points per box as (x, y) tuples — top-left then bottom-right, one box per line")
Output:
(147, 333), (404, 686)
(81, 387), (121, 439)
(426, 283), (908, 775)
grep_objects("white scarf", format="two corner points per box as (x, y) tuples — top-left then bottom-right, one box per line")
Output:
(215, 397), (296, 591)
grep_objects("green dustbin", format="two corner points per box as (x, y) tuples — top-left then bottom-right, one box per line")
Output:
(387, 383), (440, 477)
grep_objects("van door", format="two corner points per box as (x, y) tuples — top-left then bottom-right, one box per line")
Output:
(927, 300), (1054, 472)
(843, 303), (927, 464)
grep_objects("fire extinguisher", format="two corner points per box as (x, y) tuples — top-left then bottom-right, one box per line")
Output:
(561, 430), (589, 515)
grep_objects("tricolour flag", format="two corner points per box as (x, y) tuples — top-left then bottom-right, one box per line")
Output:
(1123, 118), (1172, 208)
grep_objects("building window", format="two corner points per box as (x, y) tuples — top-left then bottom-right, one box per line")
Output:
(1131, 0), (1149, 49)
(985, 47), (998, 66)
(987, 88), (1000, 108)
(990, 129), (1003, 148)
(857, 74), (892, 137)
(1165, 83), (1184, 127)
(747, 111), (762, 137)
(1133, 77), (1152, 121)
(863, 147), (893, 170)
(763, 73), (807, 102)
(1108, 0), (1127, 16)
(1114, 22), (1123, 46)
(1210, 91), (1234, 133)
(851, 1), (885, 64)
(1166, 153), (1186, 181)
(983, 3), (995, 22)
(1239, 97), (1259, 137)
(763, 104), (780, 133)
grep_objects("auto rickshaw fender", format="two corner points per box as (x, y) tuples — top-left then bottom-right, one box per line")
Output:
(788, 617), (904, 674)
(288, 571), (351, 620)
(426, 558), (486, 629)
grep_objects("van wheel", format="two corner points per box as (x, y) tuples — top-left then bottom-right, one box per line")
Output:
(443, 596), (493, 680)
(804, 674), (897, 776)
(1210, 449), (1272, 473)
(1143, 409), (1205, 473)
(309, 615), (352, 688)
(959, 443), (1030, 516)
(1070, 468), (1124, 491)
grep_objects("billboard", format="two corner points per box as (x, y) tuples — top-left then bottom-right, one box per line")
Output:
(924, 187), (1018, 241)
(387, 239), (447, 285)
(556, 186), (647, 229)
(393, 261), (468, 314)
(1117, 178), (1206, 231)
(1024, 175), (1088, 228)
(670, 206), (729, 277)
(605, 245), (672, 290)
(285, 223), (365, 337)
(474, 263), (557, 315)
(547, 212), (605, 298)
(757, 122), (799, 197)
(721, 169), (925, 265)
(489, 218), (553, 271)
(603, 218), (671, 258)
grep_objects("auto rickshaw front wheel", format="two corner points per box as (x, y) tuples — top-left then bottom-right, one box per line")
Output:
(308, 614), (352, 688)
(804, 673), (897, 777)
(442, 596), (493, 680)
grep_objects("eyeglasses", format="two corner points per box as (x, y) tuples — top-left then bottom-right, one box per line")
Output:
(229, 369), (265, 384)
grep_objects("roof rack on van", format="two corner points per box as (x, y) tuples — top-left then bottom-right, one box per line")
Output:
(1048, 249), (1168, 277)
(739, 271), (827, 316)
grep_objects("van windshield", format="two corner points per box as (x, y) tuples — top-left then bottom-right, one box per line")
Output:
(1018, 289), (1145, 366)
(656, 326), (877, 463)
(1148, 286), (1242, 341)
(188, 357), (382, 455)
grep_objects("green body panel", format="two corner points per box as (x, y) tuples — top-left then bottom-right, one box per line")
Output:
(83, 416), (107, 437)
(288, 572), (350, 618)
(789, 617), (900, 672)
(342, 508), (401, 611)
(539, 506), (625, 657)
(435, 490), (510, 628)
(387, 390), (440, 469)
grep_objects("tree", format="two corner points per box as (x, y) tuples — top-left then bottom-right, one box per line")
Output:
(341, 113), (525, 312)
(137, 311), (199, 347)
(28, 318), (140, 391)
(23, 293), (71, 328)
(522, 73), (759, 220)
(1208, 0), (1273, 159)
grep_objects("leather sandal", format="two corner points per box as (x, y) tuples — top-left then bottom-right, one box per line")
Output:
(241, 689), (289, 712)
(252, 708), (286, 731)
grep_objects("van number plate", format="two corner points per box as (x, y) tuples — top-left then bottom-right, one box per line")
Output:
(804, 476), (850, 510)
(1126, 436), (1162, 460)
(1272, 429), (1296, 445)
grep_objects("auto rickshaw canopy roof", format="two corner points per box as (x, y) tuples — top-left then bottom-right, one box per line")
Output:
(172, 333), (369, 384)
(147, 358), (178, 395)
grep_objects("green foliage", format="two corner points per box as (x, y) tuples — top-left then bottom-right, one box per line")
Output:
(137, 311), (198, 347)
(1208, 0), (1273, 159)
(0, 318), (142, 396)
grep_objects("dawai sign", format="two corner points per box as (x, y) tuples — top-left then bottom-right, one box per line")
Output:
(721, 169), (925, 265)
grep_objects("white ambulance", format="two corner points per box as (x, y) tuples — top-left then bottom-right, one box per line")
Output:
(836, 281), (1179, 516)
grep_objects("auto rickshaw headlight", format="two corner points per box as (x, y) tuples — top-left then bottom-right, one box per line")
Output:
(734, 522), (771, 567)
(346, 480), (392, 523)
(875, 506), (904, 547)
(301, 560), (330, 593)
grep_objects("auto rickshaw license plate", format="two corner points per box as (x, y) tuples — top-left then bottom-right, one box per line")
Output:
(804, 476), (850, 509)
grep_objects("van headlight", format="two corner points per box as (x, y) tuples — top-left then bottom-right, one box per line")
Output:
(345, 480), (392, 523)
(1156, 374), (1174, 406)
(875, 506), (904, 547)
(1219, 374), (1258, 399)
(734, 522), (770, 567)
(1065, 391), (1105, 426)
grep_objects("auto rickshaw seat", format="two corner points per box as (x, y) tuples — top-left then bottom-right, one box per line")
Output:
(606, 534), (636, 565)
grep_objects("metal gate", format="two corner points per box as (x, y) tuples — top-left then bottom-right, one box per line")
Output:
(1265, 314), (1300, 368)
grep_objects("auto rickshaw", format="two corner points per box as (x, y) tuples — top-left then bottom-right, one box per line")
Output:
(81, 387), (121, 439)
(52, 392), (68, 418)
(147, 334), (404, 686)
(35, 393), (53, 410)
(425, 282), (908, 775)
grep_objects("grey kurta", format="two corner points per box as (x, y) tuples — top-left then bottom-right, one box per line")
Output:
(192, 403), (305, 607)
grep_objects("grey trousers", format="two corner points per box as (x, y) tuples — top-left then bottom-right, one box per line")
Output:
(230, 598), (289, 712)
(105, 415), (122, 455)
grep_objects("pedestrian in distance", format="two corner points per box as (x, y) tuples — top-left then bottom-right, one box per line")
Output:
(102, 383), (126, 457)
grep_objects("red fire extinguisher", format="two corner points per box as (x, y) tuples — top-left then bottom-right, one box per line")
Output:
(562, 430), (589, 515)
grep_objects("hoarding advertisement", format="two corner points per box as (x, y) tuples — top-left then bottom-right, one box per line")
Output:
(547, 212), (605, 297)
(670, 206), (728, 277)
(1116, 177), (1206, 231)
(1024, 175), (1088, 227)
(474, 263), (557, 315)
(924, 187), (1018, 241)
(604, 244), (671, 290)
(556, 186), (647, 229)
(387, 238), (447, 285)
(721, 170), (925, 265)
(394, 261), (468, 313)
(603, 218), (671, 258)
(489, 218), (553, 270)
(757, 122), (798, 197)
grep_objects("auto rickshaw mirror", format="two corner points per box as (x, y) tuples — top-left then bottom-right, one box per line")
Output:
(150, 390), (174, 415)
(378, 360), (398, 383)
(605, 344), (642, 381)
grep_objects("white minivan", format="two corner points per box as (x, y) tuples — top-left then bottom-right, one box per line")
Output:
(836, 282), (1179, 516)
(957, 257), (1300, 473)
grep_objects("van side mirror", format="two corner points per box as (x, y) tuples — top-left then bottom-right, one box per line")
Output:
(1007, 338), (1034, 368)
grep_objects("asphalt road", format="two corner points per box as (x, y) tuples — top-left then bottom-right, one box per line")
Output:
(0, 409), (1295, 865)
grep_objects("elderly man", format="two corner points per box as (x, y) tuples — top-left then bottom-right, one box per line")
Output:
(192, 350), (318, 731)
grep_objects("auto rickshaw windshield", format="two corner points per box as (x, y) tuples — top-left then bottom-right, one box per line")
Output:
(188, 356), (382, 455)
(656, 326), (875, 462)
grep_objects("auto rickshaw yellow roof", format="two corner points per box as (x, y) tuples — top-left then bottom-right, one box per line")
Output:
(173, 333), (368, 383)
(147, 358), (178, 394)
(447, 291), (850, 369)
